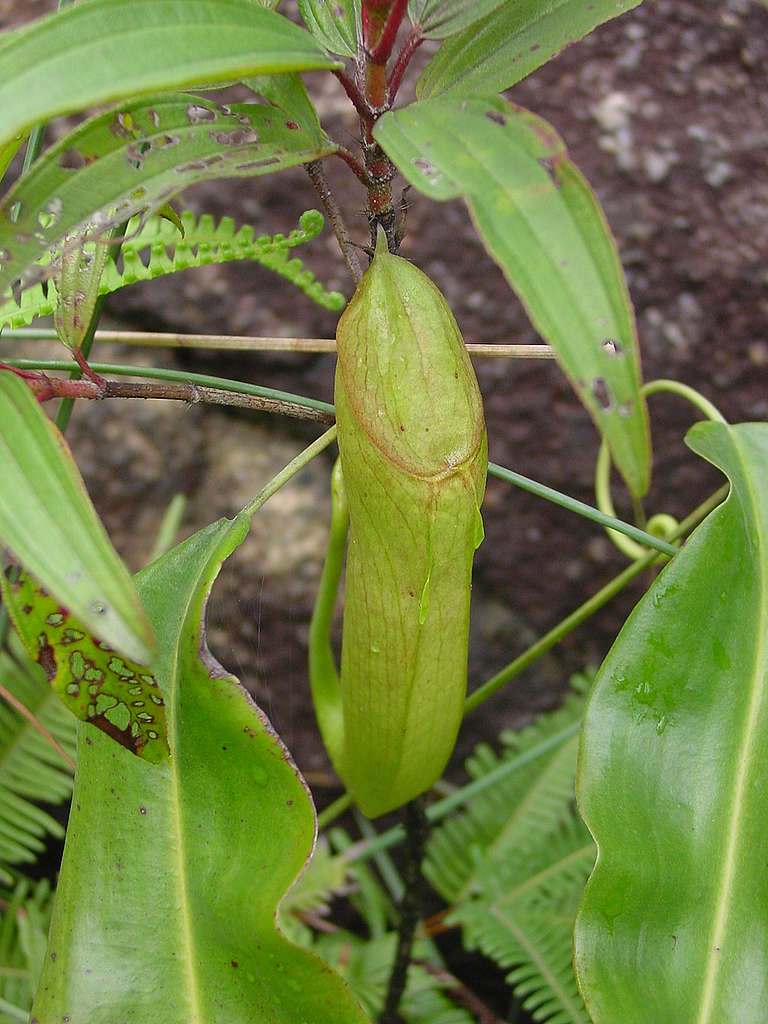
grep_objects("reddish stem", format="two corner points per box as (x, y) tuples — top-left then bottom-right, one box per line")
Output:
(0, 363), (101, 403)
(388, 26), (424, 102)
(332, 145), (372, 185)
(332, 67), (373, 120)
(365, 0), (409, 64)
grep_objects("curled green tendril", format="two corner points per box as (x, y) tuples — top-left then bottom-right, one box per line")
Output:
(595, 379), (727, 560)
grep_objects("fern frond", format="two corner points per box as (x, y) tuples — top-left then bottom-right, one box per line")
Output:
(424, 673), (591, 902)
(453, 812), (594, 1024)
(0, 208), (346, 330)
(0, 873), (54, 1023)
(313, 932), (475, 1024)
(0, 634), (76, 866)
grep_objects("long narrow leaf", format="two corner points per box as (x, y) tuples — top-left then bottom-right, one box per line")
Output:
(0, 371), (155, 664)
(0, 0), (338, 149)
(375, 96), (650, 496)
(575, 422), (768, 1023)
(407, 0), (506, 41)
(0, 94), (336, 298)
(32, 512), (370, 1023)
(416, 0), (643, 98)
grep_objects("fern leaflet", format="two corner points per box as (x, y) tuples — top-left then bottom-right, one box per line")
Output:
(0, 208), (346, 331)
(424, 673), (591, 902)
(0, 633), (76, 866)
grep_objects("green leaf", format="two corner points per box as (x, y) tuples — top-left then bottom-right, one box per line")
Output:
(0, 132), (25, 185)
(32, 513), (370, 1024)
(0, 638), (75, 866)
(0, 94), (336, 299)
(375, 96), (650, 496)
(297, 0), (360, 57)
(0, 0), (338, 149)
(0, 371), (155, 664)
(1, 556), (168, 764)
(574, 422), (768, 1023)
(246, 72), (327, 148)
(416, 0), (643, 99)
(407, 0), (506, 40)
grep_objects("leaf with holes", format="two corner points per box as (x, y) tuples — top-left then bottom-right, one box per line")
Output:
(375, 95), (650, 496)
(575, 422), (768, 1023)
(1, 556), (168, 764)
(416, 0), (643, 98)
(0, 0), (338, 148)
(0, 93), (336, 299)
(31, 513), (370, 1024)
(0, 371), (155, 664)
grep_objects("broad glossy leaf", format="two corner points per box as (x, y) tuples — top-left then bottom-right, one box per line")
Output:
(0, 94), (336, 298)
(1, 557), (168, 763)
(407, 0), (506, 40)
(0, 371), (155, 664)
(297, 0), (360, 57)
(575, 421), (768, 1023)
(32, 514), (370, 1023)
(0, 0), (338, 149)
(375, 96), (650, 496)
(417, 0), (643, 98)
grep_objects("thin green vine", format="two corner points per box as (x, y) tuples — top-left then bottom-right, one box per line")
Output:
(595, 378), (727, 559)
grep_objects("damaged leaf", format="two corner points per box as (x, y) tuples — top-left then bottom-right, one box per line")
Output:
(1, 555), (168, 764)
(0, 93), (336, 299)
(32, 513), (370, 1024)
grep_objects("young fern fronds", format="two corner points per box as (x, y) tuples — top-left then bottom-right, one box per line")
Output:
(453, 814), (593, 1024)
(0, 634), (76, 867)
(424, 674), (590, 903)
(423, 675), (595, 1024)
(0, 873), (54, 1022)
(312, 932), (475, 1024)
(0, 208), (346, 330)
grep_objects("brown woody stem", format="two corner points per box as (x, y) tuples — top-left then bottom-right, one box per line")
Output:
(0, 365), (335, 424)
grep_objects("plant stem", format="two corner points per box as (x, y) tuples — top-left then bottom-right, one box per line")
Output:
(388, 27), (423, 101)
(379, 796), (428, 1024)
(2, 367), (335, 424)
(316, 792), (353, 830)
(489, 461), (678, 557)
(4, 359), (335, 418)
(244, 427), (338, 517)
(306, 159), (363, 284)
(0, 681), (75, 771)
(6, 329), (558, 359)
